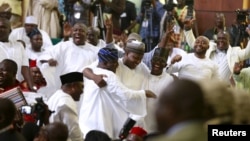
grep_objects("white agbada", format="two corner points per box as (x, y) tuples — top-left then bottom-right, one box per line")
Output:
(167, 53), (220, 82)
(38, 41), (99, 88)
(48, 89), (83, 141)
(142, 72), (174, 133)
(79, 67), (147, 139)
(9, 27), (53, 49)
(116, 58), (150, 90)
(185, 29), (250, 84)
(0, 41), (29, 81)
(25, 47), (46, 60)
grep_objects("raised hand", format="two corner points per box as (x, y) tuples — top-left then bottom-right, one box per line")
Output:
(63, 22), (72, 37)
(233, 62), (244, 75)
(183, 18), (195, 31)
(171, 54), (182, 64)
(105, 14), (113, 30)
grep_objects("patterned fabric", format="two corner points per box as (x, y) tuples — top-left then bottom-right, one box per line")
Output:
(98, 48), (118, 63)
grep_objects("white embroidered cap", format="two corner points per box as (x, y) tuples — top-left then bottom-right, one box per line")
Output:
(25, 16), (38, 25)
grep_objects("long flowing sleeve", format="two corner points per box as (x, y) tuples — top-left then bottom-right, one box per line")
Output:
(104, 72), (147, 117)
(59, 105), (83, 141)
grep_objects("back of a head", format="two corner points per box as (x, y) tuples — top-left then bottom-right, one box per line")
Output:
(156, 79), (205, 133)
(161, 79), (205, 119)
(85, 130), (111, 141)
(45, 122), (69, 141)
(200, 80), (234, 124)
(0, 98), (16, 129)
(231, 88), (250, 124)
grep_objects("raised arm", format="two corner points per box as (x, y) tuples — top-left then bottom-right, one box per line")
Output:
(83, 68), (107, 88)
(21, 66), (35, 92)
(183, 18), (196, 48)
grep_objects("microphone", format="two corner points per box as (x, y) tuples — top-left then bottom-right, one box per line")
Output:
(119, 118), (136, 140)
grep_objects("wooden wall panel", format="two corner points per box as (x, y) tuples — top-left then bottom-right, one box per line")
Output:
(194, 0), (244, 35)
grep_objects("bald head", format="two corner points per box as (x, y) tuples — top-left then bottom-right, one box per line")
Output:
(194, 36), (210, 58)
(87, 26), (100, 46)
(73, 22), (87, 31)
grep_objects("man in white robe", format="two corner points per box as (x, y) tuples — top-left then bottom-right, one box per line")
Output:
(83, 34), (150, 128)
(9, 16), (52, 48)
(184, 19), (250, 84)
(38, 23), (99, 89)
(48, 72), (84, 141)
(142, 48), (174, 133)
(167, 36), (220, 82)
(79, 48), (156, 139)
(0, 18), (34, 90)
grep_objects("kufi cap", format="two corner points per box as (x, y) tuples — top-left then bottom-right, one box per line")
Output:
(153, 48), (170, 62)
(25, 16), (38, 25)
(129, 127), (147, 138)
(127, 33), (142, 42)
(98, 47), (118, 63)
(29, 59), (37, 68)
(28, 28), (41, 38)
(60, 72), (83, 85)
(126, 40), (145, 54)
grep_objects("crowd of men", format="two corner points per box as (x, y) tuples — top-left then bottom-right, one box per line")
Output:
(0, 0), (250, 141)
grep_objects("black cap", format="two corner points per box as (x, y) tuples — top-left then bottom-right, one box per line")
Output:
(60, 72), (83, 85)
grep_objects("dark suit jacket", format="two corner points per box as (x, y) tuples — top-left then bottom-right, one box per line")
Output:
(148, 122), (207, 141)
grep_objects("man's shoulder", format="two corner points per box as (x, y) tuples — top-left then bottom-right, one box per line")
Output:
(94, 67), (116, 77)
(11, 27), (24, 32)
(10, 27), (24, 35)
(172, 48), (187, 56)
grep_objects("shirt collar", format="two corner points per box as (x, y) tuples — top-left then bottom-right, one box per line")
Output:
(216, 47), (227, 54)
